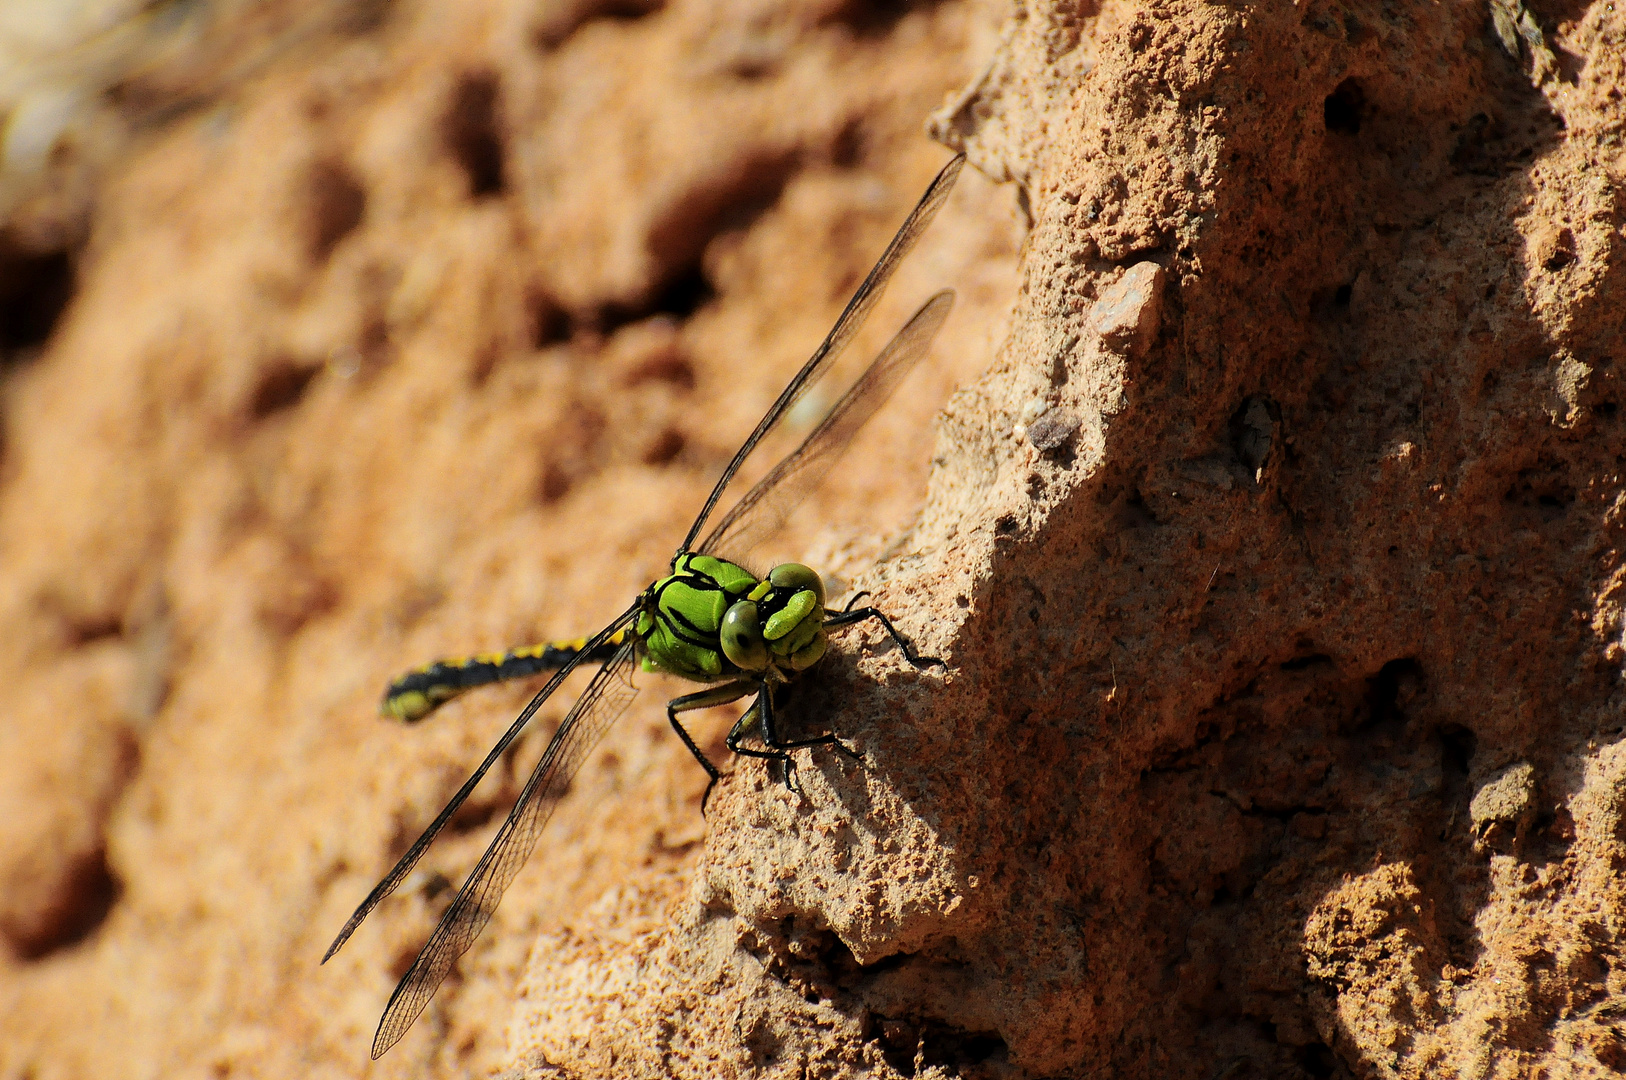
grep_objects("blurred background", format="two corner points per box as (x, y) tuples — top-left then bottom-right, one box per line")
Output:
(0, 0), (1020, 1075)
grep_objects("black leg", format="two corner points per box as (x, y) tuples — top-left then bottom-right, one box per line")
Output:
(754, 681), (860, 795)
(725, 686), (798, 794)
(824, 605), (944, 669)
(667, 681), (755, 812)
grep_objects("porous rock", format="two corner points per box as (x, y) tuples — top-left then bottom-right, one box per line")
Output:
(2, 2), (1625, 1079)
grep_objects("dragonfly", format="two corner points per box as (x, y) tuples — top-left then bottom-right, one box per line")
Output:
(324, 152), (965, 1059)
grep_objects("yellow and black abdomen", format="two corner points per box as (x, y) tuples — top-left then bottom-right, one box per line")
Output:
(381, 631), (628, 722)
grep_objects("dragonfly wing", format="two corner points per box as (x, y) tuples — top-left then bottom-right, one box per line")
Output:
(323, 605), (639, 964)
(679, 153), (965, 553)
(370, 637), (642, 1059)
(700, 290), (954, 559)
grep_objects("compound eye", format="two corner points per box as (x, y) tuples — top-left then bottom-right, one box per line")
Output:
(720, 601), (768, 671)
(767, 562), (825, 608)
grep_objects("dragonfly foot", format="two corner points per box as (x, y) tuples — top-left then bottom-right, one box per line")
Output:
(779, 754), (802, 796)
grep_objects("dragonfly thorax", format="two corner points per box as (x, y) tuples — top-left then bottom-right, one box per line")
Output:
(636, 553), (828, 681)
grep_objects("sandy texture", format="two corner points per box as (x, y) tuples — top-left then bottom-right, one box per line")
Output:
(2, 0), (1625, 1078)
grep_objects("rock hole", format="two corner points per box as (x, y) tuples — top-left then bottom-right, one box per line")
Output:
(9, 846), (122, 960)
(870, 1013), (1009, 1078)
(1505, 464), (1575, 523)
(1229, 395), (1279, 481)
(1452, 112), (1504, 175)
(1323, 78), (1365, 135)
(641, 427), (685, 465)
(822, 0), (930, 38)
(448, 789), (506, 835)
(530, 291), (572, 348)
(307, 160), (366, 263)
(532, 0), (663, 50)
(622, 346), (695, 389)
(0, 244), (74, 355)
(630, 152), (796, 330)
(68, 614), (124, 646)
(1280, 653), (1333, 672)
(1332, 282), (1352, 306)
(830, 119), (865, 167)
(1439, 724), (1477, 776)
(335, 0), (394, 34)
(1541, 228), (1577, 271)
(1362, 658), (1422, 730)
(387, 943), (420, 982)
(598, 265), (715, 333)
(1295, 1040), (1339, 1078)
(539, 460), (573, 504)
(250, 358), (322, 419)
(443, 72), (506, 198)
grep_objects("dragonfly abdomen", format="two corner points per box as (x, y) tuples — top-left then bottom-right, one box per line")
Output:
(381, 632), (629, 722)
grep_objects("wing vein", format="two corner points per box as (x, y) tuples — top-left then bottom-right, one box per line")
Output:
(678, 153), (964, 552)
(371, 638), (642, 1059)
(323, 605), (639, 965)
(700, 289), (955, 558)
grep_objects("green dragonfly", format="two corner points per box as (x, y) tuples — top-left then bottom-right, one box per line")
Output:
(324, 153), (964, 1059)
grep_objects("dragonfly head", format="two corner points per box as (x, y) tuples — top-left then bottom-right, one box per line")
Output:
(721, 562), (827, 674)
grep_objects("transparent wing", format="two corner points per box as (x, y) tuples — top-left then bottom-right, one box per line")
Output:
(700, 290), (954, 559)
(322, 605), (639, 965)
(370, 637), (642, 1059)
(679, 153), (965, 553)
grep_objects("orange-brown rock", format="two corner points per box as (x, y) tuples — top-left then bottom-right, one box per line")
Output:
(2, 1), (1624, 1078)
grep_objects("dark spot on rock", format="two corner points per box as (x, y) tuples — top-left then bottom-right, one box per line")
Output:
(539, 461), (572, 504)
(1439, 723), (1477, 776)
(870, 1013), (1008, 1078)
(530, 291), (572, 348)
(308, 160), (366, 263)
(599, 265), (715, 332)
(642, 427), (685, 465)
(1324, 78), (1365, 134)
(532, 0), (663, 51)
(622, 345), (695, 388)
(8, 844), (122, 960)
(1229, 395), (1279, 480)
(1296, 1041), (1340, 1078)
(1542, 228), (1576, 271)
(1028, 408), (1080, 453)
(444, 72), (505, 198)
(831, 119), (865, 167)
(821, 0), (938, 38)
(335, 0), (394, 33)
(250, 357), (322, 419)
(0, 244), (74, 354)
(1362, 657), (1422, 730)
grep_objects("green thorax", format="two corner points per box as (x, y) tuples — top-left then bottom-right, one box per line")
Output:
(636, 553), (829, 681)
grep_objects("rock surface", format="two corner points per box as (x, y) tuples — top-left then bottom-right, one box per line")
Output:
(2, 1), (1625, 1079)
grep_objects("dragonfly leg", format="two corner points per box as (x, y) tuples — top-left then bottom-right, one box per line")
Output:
(749, 681), (861, 795)
(725, 686), (798, 794)
(668, 681), (755, 812)
(824, 605), (944, 669)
